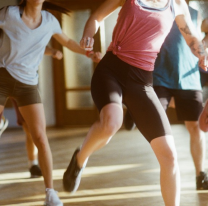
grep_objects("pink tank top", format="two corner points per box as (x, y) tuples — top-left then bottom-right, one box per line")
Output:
(107, 0), (174, 71)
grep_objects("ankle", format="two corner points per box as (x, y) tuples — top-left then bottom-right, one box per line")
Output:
(76, 152), (88, 168)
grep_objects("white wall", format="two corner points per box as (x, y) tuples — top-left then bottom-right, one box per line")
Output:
(2, 0), (55, 127)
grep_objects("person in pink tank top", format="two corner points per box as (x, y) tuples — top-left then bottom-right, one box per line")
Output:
(63, 0), (208, 205)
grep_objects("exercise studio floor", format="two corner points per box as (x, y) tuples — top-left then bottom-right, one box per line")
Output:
(0, 125), (208, 206)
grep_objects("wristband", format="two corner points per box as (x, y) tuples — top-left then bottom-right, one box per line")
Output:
(86, 50), (93, 57)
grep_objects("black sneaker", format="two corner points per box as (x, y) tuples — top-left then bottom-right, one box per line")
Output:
(30, 165), (42, 178)
(124, 110), (136, 131)
(196, 171), (208, 190)
(63, 148), (85, 193)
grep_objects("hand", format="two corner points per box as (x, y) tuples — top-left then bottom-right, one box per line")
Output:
(80, 37), (94, 51)
(89, 52), (102, 63)
(199, 41), (208, 71)
(52, 50), (63, 60)
(199, 100), (208, 132)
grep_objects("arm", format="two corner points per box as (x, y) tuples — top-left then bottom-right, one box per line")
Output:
(201, 18), (208, 49)
(53, 33), (86, 55)
(44, 46), (63, 60)
(80, 0), (125, 50)
(53, 32), (102, 63)
(174, 0), (207, 70)
(201, 18), (208, 34)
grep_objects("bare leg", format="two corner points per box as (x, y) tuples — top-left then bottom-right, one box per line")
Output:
(77, 103), (123, 167)
(151, 135), (180, 206)
(19, 104), (53, 188)
(12, 99), (38, 162)
(22, 122), (38, 162)
(185, 121), (205, 176)
(0, 106), (4, 116)
(199, 100), (208, 132)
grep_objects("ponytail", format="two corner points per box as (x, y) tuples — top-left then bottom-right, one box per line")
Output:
(19, 0), (70, 15)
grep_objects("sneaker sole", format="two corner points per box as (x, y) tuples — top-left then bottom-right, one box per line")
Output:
(31, 175), (42, 178)
(44, 202), (63, 206)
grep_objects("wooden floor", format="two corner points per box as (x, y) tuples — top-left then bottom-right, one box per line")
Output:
(0, 125), (208, 206)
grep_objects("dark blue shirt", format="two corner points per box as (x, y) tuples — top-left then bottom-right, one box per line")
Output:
(153, 6), (201, 90)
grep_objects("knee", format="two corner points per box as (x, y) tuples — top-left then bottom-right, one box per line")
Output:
(186, 122), (198, 132)
(100, 114), (123, 136)
(31, 128), (47, 146)
(159, 150), (178, 169)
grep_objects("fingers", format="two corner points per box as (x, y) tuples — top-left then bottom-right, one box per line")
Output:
(94, 52), (102, 62)
(89, 52), (102, 63)
(80, 37), (94, 51)
(53, 51), (63, 60)
(199, 56), (208, 71)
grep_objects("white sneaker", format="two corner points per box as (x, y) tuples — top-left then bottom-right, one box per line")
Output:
(44, 188), (63, 206)
(0, 117), (9, 137)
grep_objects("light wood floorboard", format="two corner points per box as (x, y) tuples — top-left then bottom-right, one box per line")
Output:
(0, 125), (208, 205)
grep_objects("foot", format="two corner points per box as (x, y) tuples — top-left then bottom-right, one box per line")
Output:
(63, 148), (86, 193)
(30, 165), (42, 178)
(196, 171), (208, 190)
(123, 110), (136, 131)
(0, 117), (9, 137)
(44, 188), (63, 206)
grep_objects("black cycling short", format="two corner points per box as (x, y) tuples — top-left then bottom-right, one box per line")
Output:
(91, 52), (172, 143)
(200, 71), (208, 87)
(154, 86), (203, 121)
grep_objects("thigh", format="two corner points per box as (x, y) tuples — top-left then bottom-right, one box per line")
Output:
(0, 68), (15, 106)
(10, 98), (25, 125)
(174, 90), (203, 121)
(153, 86), (172, 110)
(18, 103), (46, 135)
(124, 83), (172, 143)
(91, 54), (123, 112)
(13, 81), (41, 107)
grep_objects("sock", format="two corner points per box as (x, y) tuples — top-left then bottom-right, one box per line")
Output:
(28, 159), (38, 168)
(46, 188), (54, 192)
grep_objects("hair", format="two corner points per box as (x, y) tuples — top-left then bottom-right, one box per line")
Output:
(18, 0), (70, 15)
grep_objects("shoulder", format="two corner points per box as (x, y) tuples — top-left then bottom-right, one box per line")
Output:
(0, 6), (17, 20)
(42, 10), (59, 23)
(5, 6), (17, 14)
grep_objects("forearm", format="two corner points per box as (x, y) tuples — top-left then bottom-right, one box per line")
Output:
(82, 0), (123, 38)
(203, 35), (208, 49)
(65, 39), (86, 55)
(82, 16), (100, 39)
(44, 46), (54, 56)
(187, 36), (205, 59)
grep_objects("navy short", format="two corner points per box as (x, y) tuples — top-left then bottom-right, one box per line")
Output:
(154, 86), (203, 121)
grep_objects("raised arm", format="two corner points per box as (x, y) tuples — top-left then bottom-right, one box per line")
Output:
(174, 0), (207, 70)
(80, 0), (125, 50)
